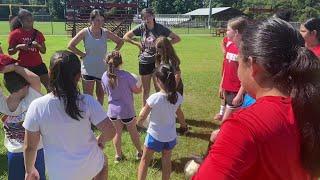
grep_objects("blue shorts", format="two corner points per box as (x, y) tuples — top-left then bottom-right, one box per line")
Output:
(7, 148), (46, 180)
(144, 133), (177, 152)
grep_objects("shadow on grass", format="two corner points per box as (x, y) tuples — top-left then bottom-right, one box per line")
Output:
(0, 152), (8, 176)
(150, 157), (192, 174)
(185, 119), (220, 129)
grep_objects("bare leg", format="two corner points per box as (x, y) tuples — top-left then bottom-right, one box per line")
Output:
(82, 79), (95, 95)
(161, 149), (172, 180)
(93, 155), (108, 180)
(141, 74), (152, 106)
(111, 120), (124, 157)
(95, 80), (104, 105)
(126, 118), (143, 154)
(138, 147), (154, 180)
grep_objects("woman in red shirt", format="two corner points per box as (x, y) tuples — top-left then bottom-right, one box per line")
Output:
(300, 18), (320, 57)
(8, 9), (49, 91)
(193, 18), (320, 180)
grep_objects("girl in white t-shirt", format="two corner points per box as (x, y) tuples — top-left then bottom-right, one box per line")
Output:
(23, 50), (115, 180)
(137, 64), (183, 180)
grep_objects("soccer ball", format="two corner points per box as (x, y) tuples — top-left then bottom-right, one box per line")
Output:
(130, 73), (142, 88)
(184, 160), (200, 179)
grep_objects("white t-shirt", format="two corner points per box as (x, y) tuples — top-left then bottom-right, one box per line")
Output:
(23, 93), (108, 180)
(146, 92), (183, 142)
(0, 87), (43, 153)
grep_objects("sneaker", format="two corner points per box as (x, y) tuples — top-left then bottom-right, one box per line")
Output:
(136, 151), (143, 160)
(114, 155), (125, 163)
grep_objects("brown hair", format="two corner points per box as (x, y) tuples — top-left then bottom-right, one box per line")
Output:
(155, 36), (180, 70)
(228, 16), (249, 34)
(89, 9), (105, 22)
(106, 51), (123, 89)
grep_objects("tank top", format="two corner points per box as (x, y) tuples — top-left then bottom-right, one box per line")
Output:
(82, 27), (107, 79)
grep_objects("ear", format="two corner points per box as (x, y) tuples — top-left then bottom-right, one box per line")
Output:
(311, 30), (317, 37)
(248, 56), (259, 77)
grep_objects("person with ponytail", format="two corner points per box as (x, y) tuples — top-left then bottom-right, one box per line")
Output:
(155, 36), (188, 134)
(8, 9), (49, 92)
(193, 18), (320, 179)
(68, 9), (123, 105)
(123, 8), (181, 108)
(300, 18), (320, 57)
(137, 64), (183, 180)
(101, 51), (143, 163)
(23, 50), (115, 180)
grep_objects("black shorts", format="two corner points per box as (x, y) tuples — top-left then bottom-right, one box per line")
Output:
(139, 63), (155, 75)
(82, 75), (101, 81)
(26, 63), (48, 76)
(224, 90), (243, 108)
(109, 117), (135, 124)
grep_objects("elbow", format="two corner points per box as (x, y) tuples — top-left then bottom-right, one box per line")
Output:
(24, 144), (38, 153)
(105, 126), (116, 142)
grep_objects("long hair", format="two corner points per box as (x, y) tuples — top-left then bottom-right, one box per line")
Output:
(303, 18), (320, 42)
(49, 50), (83, 120)
(105, 51), (122, 89)
(241, 18), (320, 176)
(9, 16), (22, 31)
(155, 36), (180, 69)
(155, 64), (177, 104)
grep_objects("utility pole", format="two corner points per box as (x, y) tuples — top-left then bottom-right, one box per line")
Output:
(208, 0), (212, 29)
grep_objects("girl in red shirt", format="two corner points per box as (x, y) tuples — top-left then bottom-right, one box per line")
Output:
(8, 9), (49, 91)
(300, 18), (320, 57)
(193, 18), (320, 180)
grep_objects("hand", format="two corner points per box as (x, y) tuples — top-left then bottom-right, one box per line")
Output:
(232, 94), (243, 106)
(218, 87), (224, 99)
(25, 167), (40, 180)
(136, 118), (144, 127)
(31, 41), (39, 48)
(96, 136), (105, 150)
(137, 43), (143, 52)
(0, 64), (15, 73)
(80, 52), (86, 59)
(16, 44), (28, 51)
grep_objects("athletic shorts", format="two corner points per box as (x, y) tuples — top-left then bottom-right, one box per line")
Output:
(7, 148), (46, 180)
(26, 63), (48, 76)
(224, 90), (243, 108)
(139, 63), (155, 75)
(82, 75), (101, 81)
(144, 133), (176, 152)
(109, 117), (135, 124)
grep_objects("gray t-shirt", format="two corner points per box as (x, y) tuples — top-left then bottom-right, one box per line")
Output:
(132, 23), (171, 64)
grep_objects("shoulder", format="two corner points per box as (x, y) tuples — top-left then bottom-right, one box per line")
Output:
(9, 28), (20, 36)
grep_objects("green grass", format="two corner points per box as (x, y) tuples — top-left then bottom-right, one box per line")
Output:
(0, 21), (214, 35)
(0, 29), (224, 179)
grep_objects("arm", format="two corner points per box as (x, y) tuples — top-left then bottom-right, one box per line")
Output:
(0, 44), (3, 54)
(168, 32), (181, 44)
(24, 130), (41, 180)
(32, 41), (46, 54)
(193, 120), (257, 179)
(8, 44), (28, 55)
(221, 39), (227, 54)
(175, 70), (181, 87)
(123, 30), (142, 51)
(67, 29), (86, 58)
(0, 64), (41, 93)
(131, 86), (142, 94)
(106, 30), (124, 51)
(137, 104), (152, 127)
(96, 118), (116, 149)
(232, 86), (245, 106)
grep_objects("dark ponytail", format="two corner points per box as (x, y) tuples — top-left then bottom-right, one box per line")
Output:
(106, 51), (122, 89)
(49, 50), (83, 120)
(155, 64), (177, 104)
(303, 18), (320, 42)
(241, 18), (320, 176)
(289, 47), (320, 176)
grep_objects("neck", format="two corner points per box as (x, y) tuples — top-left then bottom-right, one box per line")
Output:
(255, 86), (288, 99)
(90, 26), (100, 32)
(146, 22), (154, 30)
(306, 40), (320, 48)
(22, 26), (32, 31)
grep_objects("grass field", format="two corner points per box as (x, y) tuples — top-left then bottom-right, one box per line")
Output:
(0, 22), (223, 179)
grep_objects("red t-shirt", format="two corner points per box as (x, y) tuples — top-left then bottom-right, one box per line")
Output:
(193, 96), (311, 180)
(221, 41), (241, 92)
(311, 45), (320, 58)
(8, 28), (45, 67)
